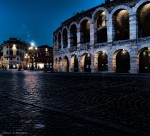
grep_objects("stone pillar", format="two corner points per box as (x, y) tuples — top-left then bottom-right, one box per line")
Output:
(94, 55), (98, 72)
(107, 15), (114, 42)
(56, 60), (58, 72)
(78, 56), (81, 72)
(91, 55), (95, 72)
(56, 35), (59, 50)
(77, 25), (81, 48)
(129, 12), (137, 40)
(58, 60), (60, 72)
(61, 33), (63, 50)
(68, 31), (70, 49)
(130, 51), (138, 73)
(53, 60), (55, 72)
(90, 19), (95, 46)
(62, 58), (64, 72)
(108, 55), (114, 72)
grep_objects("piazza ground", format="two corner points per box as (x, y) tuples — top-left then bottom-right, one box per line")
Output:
(0, 70), (150, 136)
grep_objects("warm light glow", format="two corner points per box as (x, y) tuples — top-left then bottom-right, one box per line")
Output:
(29, 46), (33, 50)
(122, 49), (126, 54)
(38, 63), (44, 68)
(45, 48), (48, 51)
(12, 44), (16, 50)
(101, 12), (106, 16)
(24, 53), (29, 59)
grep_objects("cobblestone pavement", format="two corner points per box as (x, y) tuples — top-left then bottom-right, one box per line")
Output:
(0, 70), (150, 136)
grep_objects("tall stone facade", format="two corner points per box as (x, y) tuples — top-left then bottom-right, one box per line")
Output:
(53, 0), (150, 73)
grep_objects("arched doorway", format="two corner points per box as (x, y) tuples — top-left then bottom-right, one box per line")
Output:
(84, 53), (91, 72)
(116, 50), (130, 73)
(139, 47), (150, 73)
(113, 9), (129, 41)
(80, 20), (90, 43)
(137, 2), (150, 38)
(71, 55), (78, 72)
(94, 11), (107, 43)
(64, 56), (69, 72)
(97, 51), (108, 71)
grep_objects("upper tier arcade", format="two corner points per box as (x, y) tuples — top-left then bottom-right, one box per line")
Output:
(53, 0), (150, 73)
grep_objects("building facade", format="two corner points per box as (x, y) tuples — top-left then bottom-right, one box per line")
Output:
(53, 0), (150, 73)
(0, 38), (30, 69)
(33, 45), (53, 71)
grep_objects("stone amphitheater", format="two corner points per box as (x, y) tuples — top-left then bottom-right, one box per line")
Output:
(53, 0), (150, 73)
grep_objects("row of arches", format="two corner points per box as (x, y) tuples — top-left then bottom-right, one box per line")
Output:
(54, 47), (150, 73)
(54, 1), (150, 50)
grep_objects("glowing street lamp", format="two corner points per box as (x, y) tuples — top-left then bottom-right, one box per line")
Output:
(28, 43), (37, 70)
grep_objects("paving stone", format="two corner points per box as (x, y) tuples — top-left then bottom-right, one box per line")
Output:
(0, 70), (150, 135)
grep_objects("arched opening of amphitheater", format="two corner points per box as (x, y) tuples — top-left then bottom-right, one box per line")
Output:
(138, 2), (150, 38)
(95, 11), (107, 43)
(139, 47), (150, 73)
(83, 53), (91, 72)
(71, 55), (78, 72)
(63, 28), (68, 48)
(113, 9), (129, 41)
(115, 50), (130, 73)
(64, 56), (69, 72)
(58, 32), (61, 49)
(80, 20), (90, 43)
(96, 51), (108, 71)
(70, 24), (77, 47)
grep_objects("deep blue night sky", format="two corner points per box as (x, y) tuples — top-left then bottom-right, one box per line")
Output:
(0, 0), (104, 46)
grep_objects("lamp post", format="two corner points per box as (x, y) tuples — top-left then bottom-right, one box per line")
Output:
(12, 44), (17, 69)
(24, 53), (29, 69)
(28, 44), (37, 70)
(44, 48), (48, 72)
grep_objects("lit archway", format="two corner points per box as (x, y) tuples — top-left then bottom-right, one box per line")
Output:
(83, 53), (91, 72)
(116, 49), (130, 73)
(64, 56), (69, 72)
(139, 47), (150, 73)
(113, 9), (129, 41)
(70, 55), (78, 72)
(80, 20), (90, 43)
(137, 2), (150, 38)
(94, 11), (107, 43)
(97, 51), (108, 71)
